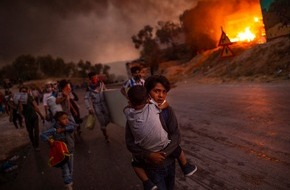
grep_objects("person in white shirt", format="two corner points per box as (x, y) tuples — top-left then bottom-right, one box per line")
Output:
(121, 66), (145, 98)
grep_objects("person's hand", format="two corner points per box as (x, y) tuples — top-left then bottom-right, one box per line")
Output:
(45, 114), (50, 121)
(48, 139), (54, 146)
(40, 115), (45, 123)
(158, 100), (168, 110)
(147, 152), (166, 165)
(56, 128), (64, 134)
(62, 89), (69, 97)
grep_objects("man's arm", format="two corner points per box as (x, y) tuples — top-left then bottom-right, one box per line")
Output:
(160, 107), (181, 156)
(32, 100), (45, 121)
(125, 121), (166, 164)
(120, 80), (129, 99)
(40, 127), (56, 142)
(84, 90), (94, 114)
(120, 86), (128, 99)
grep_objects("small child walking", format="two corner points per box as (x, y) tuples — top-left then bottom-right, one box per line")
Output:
(41, 111), (75, 190)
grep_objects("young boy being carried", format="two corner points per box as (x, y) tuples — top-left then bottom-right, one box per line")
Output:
(124, 85), (197, 190)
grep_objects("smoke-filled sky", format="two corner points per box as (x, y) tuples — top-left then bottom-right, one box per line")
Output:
(0, 0), (197, 66)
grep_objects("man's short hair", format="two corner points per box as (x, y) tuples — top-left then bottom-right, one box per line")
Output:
(58, 79), (69, 90)
(127, 85), (148, 106)
(88, 72), (97, 79)
(130, 66), (141, 74)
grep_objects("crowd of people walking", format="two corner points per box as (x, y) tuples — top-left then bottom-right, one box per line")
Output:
(0, 66), (197, 190)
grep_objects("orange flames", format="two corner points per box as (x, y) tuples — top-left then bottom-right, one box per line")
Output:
(223, 6), (266, 44)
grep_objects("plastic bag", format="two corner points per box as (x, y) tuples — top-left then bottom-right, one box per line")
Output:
(84, 114), (96, 130)
(48, 140), (70, 168)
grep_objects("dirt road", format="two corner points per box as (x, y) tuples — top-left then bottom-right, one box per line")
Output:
(170, 81), (290, 190)
(1, 81), (290, 189)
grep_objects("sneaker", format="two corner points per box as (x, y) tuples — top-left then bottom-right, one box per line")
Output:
(143, 179), (157, 190)
(182, 162), (197, 177)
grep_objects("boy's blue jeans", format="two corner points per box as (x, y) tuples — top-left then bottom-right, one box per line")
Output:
(61, 154), (74, 185)
(146, 161), (176, 190)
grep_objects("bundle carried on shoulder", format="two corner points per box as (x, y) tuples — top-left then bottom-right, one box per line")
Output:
(48, 139), (70, 168)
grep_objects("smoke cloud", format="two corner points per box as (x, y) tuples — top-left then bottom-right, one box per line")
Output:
(0, 0), (197, 66)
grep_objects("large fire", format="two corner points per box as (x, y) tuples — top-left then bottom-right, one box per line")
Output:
(223, 6), (266, 43)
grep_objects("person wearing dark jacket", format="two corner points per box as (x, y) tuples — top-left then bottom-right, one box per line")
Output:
(126, 75), (197, 190)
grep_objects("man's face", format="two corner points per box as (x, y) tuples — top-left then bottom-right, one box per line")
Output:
(91, 75), (99, 85)
(62, 84), (71, 95)
(132, 70), (141, 80)
(21, 88), (28, 94)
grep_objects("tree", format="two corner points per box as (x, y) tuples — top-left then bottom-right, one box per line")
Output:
(12, 55), (40, 81)
(156, 21), (182, 47)
(92, 63), (103, 74)
(132, 25), (160, 74)
(37, 55), (55, 77)
(103, 65), (110, 77)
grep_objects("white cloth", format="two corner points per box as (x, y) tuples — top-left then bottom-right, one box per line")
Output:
(42, 92), (52, 106)
(124, 104), (170, 152)
(47, 95), (62, 116)
(123, 78), (145, 89)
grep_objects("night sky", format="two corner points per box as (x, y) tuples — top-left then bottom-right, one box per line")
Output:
(0, 0), (196, 66)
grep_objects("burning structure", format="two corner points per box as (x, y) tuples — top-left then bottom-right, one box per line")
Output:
(181, 0), (268, 52)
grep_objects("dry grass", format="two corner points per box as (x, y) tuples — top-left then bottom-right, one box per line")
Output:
(158, 37), (290, 84)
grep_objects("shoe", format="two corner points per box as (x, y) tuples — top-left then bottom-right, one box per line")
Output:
(65, 182), (73, 190)
(143, 180), (157, 190)
(105, 136), (110, 143)
(34, 147), (41, 152)
(181, 162), (197, 177)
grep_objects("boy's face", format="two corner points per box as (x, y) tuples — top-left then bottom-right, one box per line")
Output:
(149, 83), (167, 105)
(132, 70), (141, 80)
(57, 114), (69, 126)
(90, 75), (99, 85)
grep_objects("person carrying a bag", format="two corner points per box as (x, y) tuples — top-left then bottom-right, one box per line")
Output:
(40, 111), (75, 190)
(84, 72), (111, 143)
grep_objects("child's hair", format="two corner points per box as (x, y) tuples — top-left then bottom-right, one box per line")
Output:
(54, 111), (68, 121)
(130, 66), (141, 74)
(144, 75), (171, 92)
(88, 71), (97, 79)
(127, 85), (148, 106)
